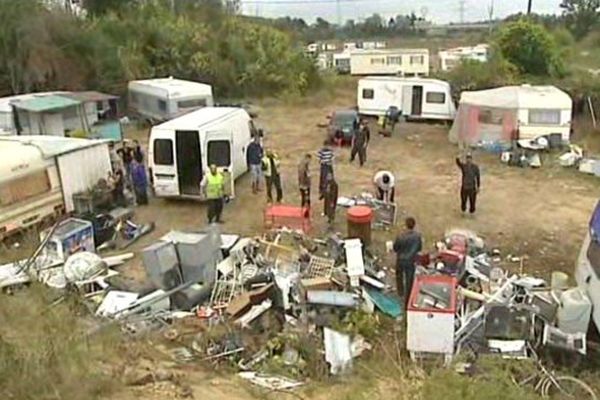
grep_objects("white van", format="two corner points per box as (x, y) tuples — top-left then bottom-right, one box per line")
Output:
(357, 76), (456, 121)
(148, 107), (257, 200)
(0, 136), (112, 239)
(128, 77), (214, 122)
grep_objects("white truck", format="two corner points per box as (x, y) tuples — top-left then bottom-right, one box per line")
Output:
(148, 107), (258, 200)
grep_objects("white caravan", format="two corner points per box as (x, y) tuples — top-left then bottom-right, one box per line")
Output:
(128, 77), (214, 122)
(148, 107), (257, 200)
(357, 77), (456, 120)
(0, 136), (111, 239)
(350, 48), (430, 76)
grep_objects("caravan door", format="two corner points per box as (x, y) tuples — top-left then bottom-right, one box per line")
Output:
(402, 85), (413, 116)
(205, 131), (235, 199)
(411, 86), (423, 116)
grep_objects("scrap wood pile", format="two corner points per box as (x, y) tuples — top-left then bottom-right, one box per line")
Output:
(409, 228), (594, 364)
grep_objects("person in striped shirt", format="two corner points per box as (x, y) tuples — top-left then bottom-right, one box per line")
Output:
(317, 140), (335, 199)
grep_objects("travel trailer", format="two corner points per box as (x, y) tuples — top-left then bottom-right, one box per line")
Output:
(350, 49), (430, 76)
(439, 44), (490, 72)
(148, 107), (258, 200)
(357, 77), (456, 120)
(0, 136), (112, 239)
(449, 85), (572, 146)
(128, 77), (214, 122)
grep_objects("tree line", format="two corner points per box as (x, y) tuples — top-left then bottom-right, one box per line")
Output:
(0, 0), (320, 98)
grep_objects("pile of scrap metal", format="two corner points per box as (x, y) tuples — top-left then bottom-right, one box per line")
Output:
(406, 228), (593, 364)
(0, 217), (137, 292)
(90, 227), (398, 387)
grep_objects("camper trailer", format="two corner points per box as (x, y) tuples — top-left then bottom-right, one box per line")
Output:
(128, 77), (214, 122)
(148, 107), (257, 200)
(439, 44), (490, 72)
(0, 136), (112, 239)
(357, 77), (456, 120)
(350, 49), (430, 76)
(449, 85), (572, 146)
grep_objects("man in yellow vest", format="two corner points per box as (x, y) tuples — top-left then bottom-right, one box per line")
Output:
(262, 148), (283, 203)
(201, 164), (225, 224)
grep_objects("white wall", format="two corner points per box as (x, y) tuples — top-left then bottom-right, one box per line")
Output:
(517, 108), (572, 142)
(57, 144), (112, 212)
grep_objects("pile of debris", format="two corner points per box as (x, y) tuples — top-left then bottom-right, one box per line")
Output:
(407, 228), (592, 364)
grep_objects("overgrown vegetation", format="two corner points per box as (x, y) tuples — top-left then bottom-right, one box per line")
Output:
(0, 286), (122, 400)
(0, 0), (319, 98)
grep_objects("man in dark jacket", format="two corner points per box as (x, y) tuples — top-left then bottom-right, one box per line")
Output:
(393, 217), (422, 308)
(298, 153), (312, 208)
(455, 154), (481, 214)
(350, 120), (370, 167)
(323, 173), (338, 225)
(247, 136), (264, 194)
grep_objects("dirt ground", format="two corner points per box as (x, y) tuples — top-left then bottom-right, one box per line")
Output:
(107, 81), (600, 399)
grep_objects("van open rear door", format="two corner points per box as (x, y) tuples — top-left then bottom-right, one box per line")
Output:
(205, 131), (235, 199)
(149, 130), (179, 197)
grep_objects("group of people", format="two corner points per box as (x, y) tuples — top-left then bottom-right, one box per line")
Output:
(108, 140), (149, 208)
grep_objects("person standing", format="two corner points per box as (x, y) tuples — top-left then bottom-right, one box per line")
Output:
(297, 153), (312, 209)
(110, 169), (126, 207)
(263, 149), (282, 203)
(317, 140), (334, 199)
(393, 217), (423, 308)
(201, 164), (225, 224)
(130, 154), (149, 205)
(373, 170), (395, 203)
(132, 140), (144, 163)
(247, 136), (264, 194)
(323, 173), (338, 225)
(455, 154), (481, 214)
(350, 119), (370, 167)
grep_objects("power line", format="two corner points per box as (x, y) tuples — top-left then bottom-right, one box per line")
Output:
(458, 0), (466, 24)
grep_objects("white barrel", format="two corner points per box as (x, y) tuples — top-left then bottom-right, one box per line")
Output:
(557, 288), (592, 334)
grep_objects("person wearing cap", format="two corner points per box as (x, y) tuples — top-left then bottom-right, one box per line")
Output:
(456, 153), (481, 214)
(201, 164), (225, 224)
(373, 170), (395, 203)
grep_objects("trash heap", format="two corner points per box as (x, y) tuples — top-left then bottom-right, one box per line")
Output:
(406, 228), (592, 363)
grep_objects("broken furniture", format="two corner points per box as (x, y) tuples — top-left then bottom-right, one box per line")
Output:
(42, 218), (95, 261)
(264, 205), (311, 233)
(407, 275), (457, 362)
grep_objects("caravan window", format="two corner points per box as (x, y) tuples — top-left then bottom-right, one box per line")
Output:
(0, 170), (51, 206)
(207, 141), (231, 167)
(529, 109), (560, 125)
(153, 139), (174, 165)
(158, 100), (167, 113)
(370, 58), (385, 65)
(386, 56), (402, 65)
(177, 99), (207, 109)
(426, 92), (446, 104)
(410, 55), (425, 65)
(362, 89), (374, 99)
(478, 108), (503, 125)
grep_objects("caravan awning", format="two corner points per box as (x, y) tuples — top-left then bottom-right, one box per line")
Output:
(11, 95), (81, 112)
(62, 91), (118, 103)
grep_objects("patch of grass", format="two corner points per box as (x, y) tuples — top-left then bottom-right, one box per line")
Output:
(0, 285), (122, 400)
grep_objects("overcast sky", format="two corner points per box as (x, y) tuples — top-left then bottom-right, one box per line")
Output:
(241, 0), (562, 24)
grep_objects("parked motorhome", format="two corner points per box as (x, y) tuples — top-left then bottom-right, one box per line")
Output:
(128, 77), (214, 122)
(148, 107), (257, 200)
(357, 77), (456, 120)
(350, 49), (430, 76)
(439, 44), (489, 72)
(0, 136), (112, 239)
(334, 52), (351, 74)
(449, 85), (572, 146)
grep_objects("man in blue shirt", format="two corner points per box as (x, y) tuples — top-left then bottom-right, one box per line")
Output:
(247, 136), (264, 194)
